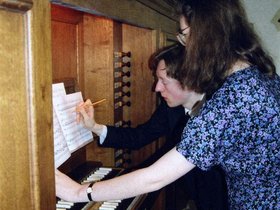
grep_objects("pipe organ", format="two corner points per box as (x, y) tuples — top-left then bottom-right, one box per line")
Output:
(51, 4), (163, 210)
(0, 0), (177, 209)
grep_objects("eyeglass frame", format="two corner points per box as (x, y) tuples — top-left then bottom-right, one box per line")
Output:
(176, 26), (189, 46)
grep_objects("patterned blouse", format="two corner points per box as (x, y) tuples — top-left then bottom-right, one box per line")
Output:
(177, 66), (280, 209)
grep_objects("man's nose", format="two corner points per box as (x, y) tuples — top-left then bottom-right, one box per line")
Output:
(155, 81), (163, 92)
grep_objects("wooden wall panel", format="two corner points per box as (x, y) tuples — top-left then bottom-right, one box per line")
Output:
(51, 4), (84, 92)
(122, 24), (157, 166)
(0, 9), (32, 210)
(83, 14), (115, 166)
(0, 0), (54, 209)
(52, 22), (78, 79)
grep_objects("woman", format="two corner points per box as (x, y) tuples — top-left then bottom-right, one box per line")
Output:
(56, 0), (280, 209)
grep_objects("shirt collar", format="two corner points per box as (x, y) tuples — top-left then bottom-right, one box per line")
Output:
(188, 93), (206, 117)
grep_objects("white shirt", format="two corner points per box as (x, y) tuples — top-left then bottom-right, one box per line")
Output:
(99, 125), (107, 144)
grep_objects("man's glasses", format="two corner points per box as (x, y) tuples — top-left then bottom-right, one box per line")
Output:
(176, 26), (189, 46)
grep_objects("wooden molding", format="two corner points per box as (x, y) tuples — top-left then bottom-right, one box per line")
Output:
(0, 0), (33, 12)
(136, 0), (177, 21)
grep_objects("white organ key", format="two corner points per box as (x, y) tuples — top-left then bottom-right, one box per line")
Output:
(100, 204), (116, 207)
(57, 201), (74, 206)
(81, 180), (91, 184)
(99, 167), (112, 172)
(99, 206), (116, 210)
(106, 200), (122, 203)
(103, 201), (119, 206)
(82, 167), (112, 184)
(94, 171), (108, 175)
(86, 176), (104, 182)
(56, 203), (72, 209)
(89, 174), (104, 178)
(101, 203), (118, 208)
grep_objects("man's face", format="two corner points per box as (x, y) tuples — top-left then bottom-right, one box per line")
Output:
(155, 60), (196, 109)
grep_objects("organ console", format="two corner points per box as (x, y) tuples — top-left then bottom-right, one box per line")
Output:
(50, 4), (164, 210)
(0, 0), (180, 209)
(56, 162), (149, 210)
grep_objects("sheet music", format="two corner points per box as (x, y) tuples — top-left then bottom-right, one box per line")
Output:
(53, 110), (71, 167)
(52, 83), (71, 167)
(52, 83), (93, 167)
(52, 85), (93, 153)
(52, 83), (66, 98)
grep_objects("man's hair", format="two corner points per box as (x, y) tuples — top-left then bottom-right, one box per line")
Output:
(176, 0), (275, 96)
(149, 43), (185, 85)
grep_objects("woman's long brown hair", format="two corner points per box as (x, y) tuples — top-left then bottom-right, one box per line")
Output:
(176, 0), (276, 96)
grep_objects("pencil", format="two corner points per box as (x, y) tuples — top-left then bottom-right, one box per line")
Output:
(89, 99), (107, 106)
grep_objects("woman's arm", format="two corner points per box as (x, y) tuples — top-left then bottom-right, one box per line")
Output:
(56, 147), (195, 202)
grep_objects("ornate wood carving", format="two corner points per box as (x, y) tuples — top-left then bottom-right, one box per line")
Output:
(0, 0), (33, 12)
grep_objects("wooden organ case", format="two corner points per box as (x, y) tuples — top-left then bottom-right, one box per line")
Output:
(51, 4), (163, 210)
(0, 0), (178, 209)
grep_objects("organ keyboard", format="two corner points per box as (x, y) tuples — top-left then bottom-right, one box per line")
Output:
(56, 162), (148, 210)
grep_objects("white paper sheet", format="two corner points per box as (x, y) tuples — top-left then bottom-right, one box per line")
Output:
(52, 83), (93, 167)
(52, 84), (93, 153)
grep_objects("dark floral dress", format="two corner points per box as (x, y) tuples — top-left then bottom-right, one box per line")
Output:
(177, 66), (280, 209)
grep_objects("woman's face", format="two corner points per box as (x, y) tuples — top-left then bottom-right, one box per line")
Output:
(155, 60), (197, 110)
(177, 15), (190, 46)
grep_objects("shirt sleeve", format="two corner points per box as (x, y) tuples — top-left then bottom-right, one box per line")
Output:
(98, 125), (107, 144)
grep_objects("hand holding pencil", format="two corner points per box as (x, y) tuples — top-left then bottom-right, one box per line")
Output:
(75, 98), (106, 133)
